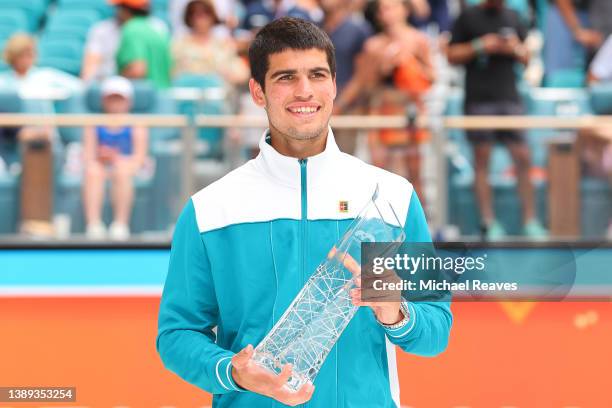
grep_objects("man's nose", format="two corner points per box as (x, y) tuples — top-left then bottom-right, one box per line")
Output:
(294, 76), (314, 99)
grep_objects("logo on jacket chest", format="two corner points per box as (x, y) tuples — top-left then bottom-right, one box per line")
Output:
(339, 200), (349, 213)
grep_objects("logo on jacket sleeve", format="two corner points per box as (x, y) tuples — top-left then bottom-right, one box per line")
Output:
(339, 200), (349, 213)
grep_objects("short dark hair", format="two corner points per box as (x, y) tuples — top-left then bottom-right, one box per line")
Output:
(248, 17), (336, 90)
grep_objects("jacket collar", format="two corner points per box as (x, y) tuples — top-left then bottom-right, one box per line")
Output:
(255, 126), (342, 189)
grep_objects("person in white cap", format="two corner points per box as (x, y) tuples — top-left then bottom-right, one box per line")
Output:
(82, 76), (149, 240)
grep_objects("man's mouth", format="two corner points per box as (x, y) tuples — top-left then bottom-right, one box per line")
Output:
(286, 105), (321, 117)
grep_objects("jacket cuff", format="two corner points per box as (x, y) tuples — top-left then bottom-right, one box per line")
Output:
(383, 302), (417, 339)
(215, 355), (246, 392)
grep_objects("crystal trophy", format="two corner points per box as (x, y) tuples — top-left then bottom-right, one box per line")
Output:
(252, 185), (406, 391)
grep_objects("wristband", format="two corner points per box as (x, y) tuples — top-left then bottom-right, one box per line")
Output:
(471, 38), (484, 55)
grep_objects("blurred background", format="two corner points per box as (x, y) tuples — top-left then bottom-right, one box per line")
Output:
(0, 0), (611, 407)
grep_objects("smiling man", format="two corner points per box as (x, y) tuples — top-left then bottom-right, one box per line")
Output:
(157, 17), (452, 408)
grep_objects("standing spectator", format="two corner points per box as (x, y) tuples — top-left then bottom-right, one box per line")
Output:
(114, 0), (173, 88)
(0, 34), (82, 237)
(447, 0), (547, 240)
(337, 0), (434, 201)
(82, 76), (148, 240)
(81, 0), (168, 81)
(543, 0), (612, 85)
(322, 0), (373, 154)
(172, 0), (249, 84)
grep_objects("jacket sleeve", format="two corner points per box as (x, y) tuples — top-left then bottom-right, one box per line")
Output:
(381, 190), (453, 356)
(156, 199), (243, 394)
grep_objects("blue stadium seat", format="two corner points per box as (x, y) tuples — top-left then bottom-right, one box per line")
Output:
(0, 89), (22, 234)
(173, 74), (226, 159)
(0, 0), (47, 31)
(44, 10), (102, 41)
(589, 83), (612, 115)
(56, 0), (114, 19)
(0, 9), (29, 37)
(37, 37), (84, 76)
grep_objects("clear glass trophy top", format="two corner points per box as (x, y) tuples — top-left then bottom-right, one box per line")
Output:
(253, 185), (406, 391)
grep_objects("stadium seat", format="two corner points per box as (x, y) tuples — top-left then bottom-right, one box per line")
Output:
(37, 37), (84, 76)
(44, 10), (102, 41)
(0, 9), (29, 37)
(173, 74), (227, 159)
(56, 0), (114, 19)
(0, 90), (22, 234)
(0, 0), (47, 31)
(589, 83), (612, 115)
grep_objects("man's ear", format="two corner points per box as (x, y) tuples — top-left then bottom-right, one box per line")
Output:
(249, 78), (266, 107)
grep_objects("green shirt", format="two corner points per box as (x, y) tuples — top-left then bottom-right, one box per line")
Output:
(116, 17), (172, 89)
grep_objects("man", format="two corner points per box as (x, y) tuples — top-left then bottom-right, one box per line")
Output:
(114, 0), (172, 88)
(157, 17), (452, 407)
(321, 0), (373, 154)
(81, 0), (168, 81)
(447, 0), (548, 240)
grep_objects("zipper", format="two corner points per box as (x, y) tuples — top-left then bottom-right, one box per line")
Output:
(298, 158), (308, 408)
(299, 159), (308, 286)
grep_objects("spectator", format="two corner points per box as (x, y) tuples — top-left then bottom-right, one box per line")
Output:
(543, 0), (612, 85)
(588, 34), (612, 83)
(447, 0), (547, 240)
(114, 0), (173, 88)
(172, 0), (249, 84)
(81, 0), (169, 81)
(338, 0), (434, 201)
(321, 0), (373, 154)
(82, 76), (148, 240)
(0, 34), (82, 237)
(170, 0), (239, 38)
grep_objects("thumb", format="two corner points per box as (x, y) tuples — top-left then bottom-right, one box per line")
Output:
(231, 344), (254, 369)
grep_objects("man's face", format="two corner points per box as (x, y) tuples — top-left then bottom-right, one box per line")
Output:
(250, 48), (336, 142)
(102, 94), (131, 114)
(318, 0), (344, 13)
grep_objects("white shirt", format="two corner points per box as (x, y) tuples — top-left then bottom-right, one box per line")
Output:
(590, 34), (612, 81)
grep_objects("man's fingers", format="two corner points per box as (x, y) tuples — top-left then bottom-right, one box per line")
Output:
(277, 382), (315, 406)
(231, 344), (254, 369)
(275, 363), (293, 387)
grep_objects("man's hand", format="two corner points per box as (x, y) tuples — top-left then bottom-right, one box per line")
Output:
(480, 33), (504, 54)
(329, 248), (404, 326)
(98, 146), (119, 164)
(231, 344), (315, 406)
(573, 27), (603, 49)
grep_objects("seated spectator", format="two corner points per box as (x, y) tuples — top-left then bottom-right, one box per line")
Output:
(172, 0), (249, 84)
(82, 76), (148, 240)
(0, 34), (82, 237)
(447, 0), (547, 240)
(337, 0), (434, 201)
(169, 0), (238, 38)
(114, 0), (173, 88)
(81, 0), (169, 81)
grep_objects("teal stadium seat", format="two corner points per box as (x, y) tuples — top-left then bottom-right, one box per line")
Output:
(173, 74), (227, 159)
(0, 90), (22, 234)
(37, 36), (84, 76)
(55, 81), (160, 234)
(56, 0), (114, 19)
(0, 0), (47, 31)
(0, 9), (29, 37)
(445, 88), (547, 236)
(44, 10), (102, 41)
(589, 83), (612, 115)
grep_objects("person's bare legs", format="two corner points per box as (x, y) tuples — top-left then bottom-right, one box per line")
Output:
(506, 141), (535, 223)
(473, 142), (494, 225)
(110, 158), (135, 226)
(83, 160), (107, 226)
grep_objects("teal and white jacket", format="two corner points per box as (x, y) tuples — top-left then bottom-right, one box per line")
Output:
(157, 129), (452, 408)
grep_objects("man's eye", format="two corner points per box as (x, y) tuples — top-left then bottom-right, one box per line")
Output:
(280, 75), (294, 81)
(311, 72), (325, 78)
